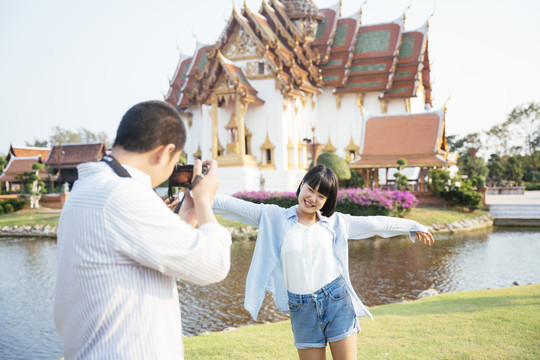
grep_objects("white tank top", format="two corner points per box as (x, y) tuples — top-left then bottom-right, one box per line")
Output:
(281, 221), (342, 294)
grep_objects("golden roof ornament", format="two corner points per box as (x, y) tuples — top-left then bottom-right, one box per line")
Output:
(280, 0), (323, 42)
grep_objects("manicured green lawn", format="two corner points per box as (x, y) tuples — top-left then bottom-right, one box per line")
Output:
(0, 208), (60, 227)
(184, 284), (540, 359)
(406, 206), (489, 226)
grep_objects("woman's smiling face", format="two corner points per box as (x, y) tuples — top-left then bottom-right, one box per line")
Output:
(297, 182), (327, 215)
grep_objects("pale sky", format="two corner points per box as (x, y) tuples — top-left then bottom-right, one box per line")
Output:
(1, 0), (539, 154)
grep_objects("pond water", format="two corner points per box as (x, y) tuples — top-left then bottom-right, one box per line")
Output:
(1, 228), (539, 360)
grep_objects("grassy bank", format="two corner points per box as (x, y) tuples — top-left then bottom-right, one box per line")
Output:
(0, 206), (488, 231)
(406, 206), (489, 226)
(184, 284), (540, 359)
(0, 208), (60, 227)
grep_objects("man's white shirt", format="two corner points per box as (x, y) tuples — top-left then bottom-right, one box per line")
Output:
(54, 161), (231, 359)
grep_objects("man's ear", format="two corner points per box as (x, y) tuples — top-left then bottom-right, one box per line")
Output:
(154, 144), (176, 164)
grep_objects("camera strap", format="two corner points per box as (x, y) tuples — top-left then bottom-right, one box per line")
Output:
(173, 174), (204, 214)
(101, 155), (131, 178)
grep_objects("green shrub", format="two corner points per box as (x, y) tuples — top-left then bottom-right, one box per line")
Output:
(427, 169), (483, 211)
(340, 169), (365, 189)
(525, 183), (540, 191)
(4, 203), (14, 213)
(0, 199), (26, 213)
(317, 152), (351, 181)
(0, 204), (4, 214)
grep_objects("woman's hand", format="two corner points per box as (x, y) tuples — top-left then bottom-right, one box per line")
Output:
(415, 231), (434, 246)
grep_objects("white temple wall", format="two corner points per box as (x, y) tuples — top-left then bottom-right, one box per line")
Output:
(245, 79), (283, 168)
(336, 94), (363, 158)
(363, 93), (382, 115)
(410, 88), (430, 112)
(182, 107), (203, 163)
(386, 98), (407, 113)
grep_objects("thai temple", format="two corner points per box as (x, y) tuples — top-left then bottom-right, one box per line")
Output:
(165, 0), (454, 194)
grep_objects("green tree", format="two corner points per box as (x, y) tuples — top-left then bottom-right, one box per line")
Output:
(0, 154), (6, 173)
(25, 138), (49, 147)
(505, 102), (540, 170)
(49, 126), (110, 145)
(394, 158), (410, 191)
(504, 156), (524, 186)
(487, 154), (504, 186)
(485, 124), (511, 155)
(316, 152), (351, 181)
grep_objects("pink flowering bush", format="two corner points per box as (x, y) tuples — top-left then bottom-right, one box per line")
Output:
(233, 188), (418, 217)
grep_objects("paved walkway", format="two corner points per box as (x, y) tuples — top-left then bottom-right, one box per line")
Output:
(486, 191), (540, 224)
(485, 190), (540, 205)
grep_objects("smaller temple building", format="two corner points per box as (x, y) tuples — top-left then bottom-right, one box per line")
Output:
(45, 141), (108, 187)
(351, 107), (456, 190)
(0, 155), (52, 193)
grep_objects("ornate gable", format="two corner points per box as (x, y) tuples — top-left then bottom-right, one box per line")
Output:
(221, 12), (266, 61)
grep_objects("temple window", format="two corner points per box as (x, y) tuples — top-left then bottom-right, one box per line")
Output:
(245, 126), (253, 156)
(260, 133), (275, 170)
(345, 138), (360, 162)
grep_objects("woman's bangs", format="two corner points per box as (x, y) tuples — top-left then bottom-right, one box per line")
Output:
(306, 174), (333, 198)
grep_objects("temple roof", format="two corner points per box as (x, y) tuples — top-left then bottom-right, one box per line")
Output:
(0, 156), (52, 182)
(165, 55), (192, 106)
(350, 108), (454, 168)
(280, 0), (323, 20)
(333, 15), (405, 94)
(167, 1), (432, 106)
(214, 52), (265, 104)
(7, 145), (50, 163)
(45, 142), (107, 169)
(381, 23), (429, 101)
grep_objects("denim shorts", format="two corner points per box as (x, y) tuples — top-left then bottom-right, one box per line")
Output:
(287, 275), (360, 349)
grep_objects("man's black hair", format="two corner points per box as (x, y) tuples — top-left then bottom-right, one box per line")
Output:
(113, 100), (186, 154)
(296, 165), (339, 217)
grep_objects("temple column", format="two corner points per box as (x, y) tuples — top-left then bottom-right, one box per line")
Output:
(235, 96), (248, 162)
(211, 95), (218, 159)
(419, 167), (425, 192)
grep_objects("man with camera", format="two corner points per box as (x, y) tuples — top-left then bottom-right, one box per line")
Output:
(54, 101), (231, 359)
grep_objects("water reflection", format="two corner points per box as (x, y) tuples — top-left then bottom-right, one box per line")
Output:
(1, 228), (539, 359)
(0, 238), (63, 360)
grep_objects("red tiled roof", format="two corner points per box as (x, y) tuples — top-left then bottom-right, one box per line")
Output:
(7, 145), (50, 163)
(350, 108), (453, 168)
(350, 155), (449, 168)
(166, 1), (433, 107)
(0, 156), (52, 182)
(382, 24), (428, 100)
(165, 56), (192, 106)
(311, 6), (340, 61)
(45, 142), (107, 168)
(177, 45), (215, 107)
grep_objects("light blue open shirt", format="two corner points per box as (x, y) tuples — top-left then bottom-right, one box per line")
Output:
(213, 194), (429, 321)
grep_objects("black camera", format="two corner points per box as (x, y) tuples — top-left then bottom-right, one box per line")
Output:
(169, 164), (209, 188)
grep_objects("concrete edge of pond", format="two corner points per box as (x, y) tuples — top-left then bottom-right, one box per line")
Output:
(0, 215), (495, 240)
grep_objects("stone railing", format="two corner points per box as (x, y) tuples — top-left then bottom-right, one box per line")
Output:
(487, 186), (526, 195)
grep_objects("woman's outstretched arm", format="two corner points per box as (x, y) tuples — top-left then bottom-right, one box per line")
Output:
(212, 194), (263, 227)
(345, 214), (433, 244)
